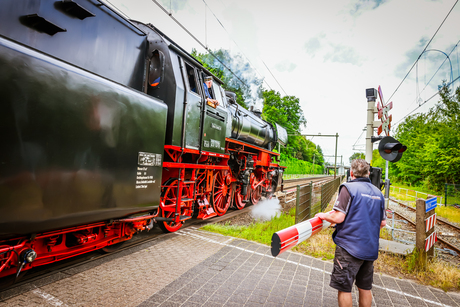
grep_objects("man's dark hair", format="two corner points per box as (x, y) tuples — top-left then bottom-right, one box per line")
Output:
(351, 159), (370, 178)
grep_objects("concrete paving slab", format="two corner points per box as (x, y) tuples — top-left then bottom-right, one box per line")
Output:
(379, 238), (414, 255)
(1, 226), (460, 307)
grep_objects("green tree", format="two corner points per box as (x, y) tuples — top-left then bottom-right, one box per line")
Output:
(262, 90), (306, 135)
(191, 49), (256, 109)
(393, 82), (460, 191)
(349, 152), (365, 163)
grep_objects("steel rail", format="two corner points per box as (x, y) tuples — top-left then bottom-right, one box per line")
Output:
(279, 176), (334, 192)
(390, 207), (460, 257)
(390, 198), (460, 232)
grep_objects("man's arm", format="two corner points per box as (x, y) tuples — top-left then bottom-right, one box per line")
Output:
(314, 185), (349, 224)
(380, 219), (386, 229)
(315, 210), (345, 224)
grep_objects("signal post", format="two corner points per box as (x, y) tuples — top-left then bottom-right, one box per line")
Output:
(365, 87), (405, 208)
(365, 88), (379, 163)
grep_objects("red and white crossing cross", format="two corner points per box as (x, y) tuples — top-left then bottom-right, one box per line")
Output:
(425, 213), (437, 232)
(377, 86), (393, 136)
(377, 114), (392, 136)
(378, 101), (393, 119)
(425, 231), (437, 252)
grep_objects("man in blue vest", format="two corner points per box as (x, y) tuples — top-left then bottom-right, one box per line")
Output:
(316, 159), (386, 307)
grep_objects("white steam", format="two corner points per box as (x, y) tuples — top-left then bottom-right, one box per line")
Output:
(204, 50), (265, 110)
(250, 197), (282, 221)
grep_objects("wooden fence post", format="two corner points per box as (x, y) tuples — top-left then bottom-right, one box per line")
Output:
(295, 185), (300, 224)
(416, 197), (437, 268)
(309, 181), (313, 219)
(415, 198), (427, 268)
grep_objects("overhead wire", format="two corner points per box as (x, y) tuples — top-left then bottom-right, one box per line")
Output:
(201, 0), (274, 91)
(149, 0), (250, 88)
(409, 40), (460, 116)
(416, 41), (459, 100)
(393, 74), (460, 126)
(106, 0), (281, 94)
(101, 0), (131, 19)
(354, 1), (459, 146)
(262, 60), (288, 96)
(395, 40), (460, 125)
(352, 128), (366, 149)
(386, 0), (458, 103)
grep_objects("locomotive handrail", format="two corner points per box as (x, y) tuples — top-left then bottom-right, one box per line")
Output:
(163, 162), (230, 170)
(113, 212), (159, 223)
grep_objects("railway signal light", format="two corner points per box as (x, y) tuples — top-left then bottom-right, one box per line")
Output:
(369, 167), (384, 190)
(378, 136), (407, 162)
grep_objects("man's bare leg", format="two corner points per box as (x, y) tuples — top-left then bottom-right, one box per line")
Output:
(358, 288), (372, 307)
(338, 291), (352, 307)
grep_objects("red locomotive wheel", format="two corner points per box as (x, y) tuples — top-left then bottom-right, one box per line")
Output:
(250, 184), (262, 205)
(250, 175), (262, 205)
(212, 171), (232, 216)
(159, 179), (193, 233)
(234, 184), (250, 210)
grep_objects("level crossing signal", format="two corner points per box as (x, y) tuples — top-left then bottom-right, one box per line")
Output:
(377, 86), (393, 136)
(378, 136), (407, 162)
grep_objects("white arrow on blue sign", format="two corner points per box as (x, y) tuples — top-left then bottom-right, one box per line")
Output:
(425, 197), (437, 212)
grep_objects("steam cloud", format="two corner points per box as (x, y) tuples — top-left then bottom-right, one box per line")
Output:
(250, 197), (282, 221)
(199, 50), (265, 110)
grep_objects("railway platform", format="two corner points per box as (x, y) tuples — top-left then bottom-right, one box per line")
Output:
(1, 227), (459, 307)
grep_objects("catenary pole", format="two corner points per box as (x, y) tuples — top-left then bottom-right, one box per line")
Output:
(365, 91), (377, 163)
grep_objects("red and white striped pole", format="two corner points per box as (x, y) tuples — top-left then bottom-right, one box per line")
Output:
(271, 211), (333, 257)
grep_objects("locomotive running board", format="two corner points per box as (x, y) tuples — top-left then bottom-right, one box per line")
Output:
(154, 216), (192, 223)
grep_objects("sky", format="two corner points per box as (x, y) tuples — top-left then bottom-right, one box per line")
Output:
(108, 0), (460, 166)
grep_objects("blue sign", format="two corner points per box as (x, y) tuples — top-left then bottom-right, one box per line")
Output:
(425, 197), (437, 212)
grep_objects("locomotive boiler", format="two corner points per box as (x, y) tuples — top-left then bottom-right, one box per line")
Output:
(0, 0), (286, 280)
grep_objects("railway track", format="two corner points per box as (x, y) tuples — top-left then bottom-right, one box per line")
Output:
(280, 175), (335, 191)
(389, 198), (460, 256)
(1, 175), (337, 298)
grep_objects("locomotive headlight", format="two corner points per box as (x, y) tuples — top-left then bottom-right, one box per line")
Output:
(23, 249), (37, 263)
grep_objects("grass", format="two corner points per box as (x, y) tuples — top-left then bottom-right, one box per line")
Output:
(390, 190), (460, 225)
(435, 205), (460, 225)
(202, 201), (460, 292)
(374, 251), (460, 292)
(202, 207), (297, 246)
(390, 185), (460, 224)
(391, 182), (460, 206)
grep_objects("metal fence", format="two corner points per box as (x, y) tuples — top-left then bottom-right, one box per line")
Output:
(321, 176), (342, 212)
(283, 174), (329, 180)
(390, 186), (444, 205)
(295, 183), (313, 223)
(287, 175), (344, 223)
(444, 183), (460, 206)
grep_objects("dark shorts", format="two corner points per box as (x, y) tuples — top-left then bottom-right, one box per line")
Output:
(329, 246), (374, 292)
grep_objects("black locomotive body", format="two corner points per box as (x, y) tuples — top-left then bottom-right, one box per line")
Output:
(0, 0), (286, 280)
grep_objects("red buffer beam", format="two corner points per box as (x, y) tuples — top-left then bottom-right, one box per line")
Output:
(271, 211), (333, 257)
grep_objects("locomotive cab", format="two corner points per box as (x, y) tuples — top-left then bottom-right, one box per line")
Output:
(135, 22), (229, 156)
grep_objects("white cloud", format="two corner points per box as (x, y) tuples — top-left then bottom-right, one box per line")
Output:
(275, 61), (297, 73)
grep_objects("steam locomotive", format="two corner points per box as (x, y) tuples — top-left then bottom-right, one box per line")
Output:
(0, 0), (287, 280)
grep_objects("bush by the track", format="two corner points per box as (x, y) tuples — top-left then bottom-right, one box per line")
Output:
(278, 153), (324, 175)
